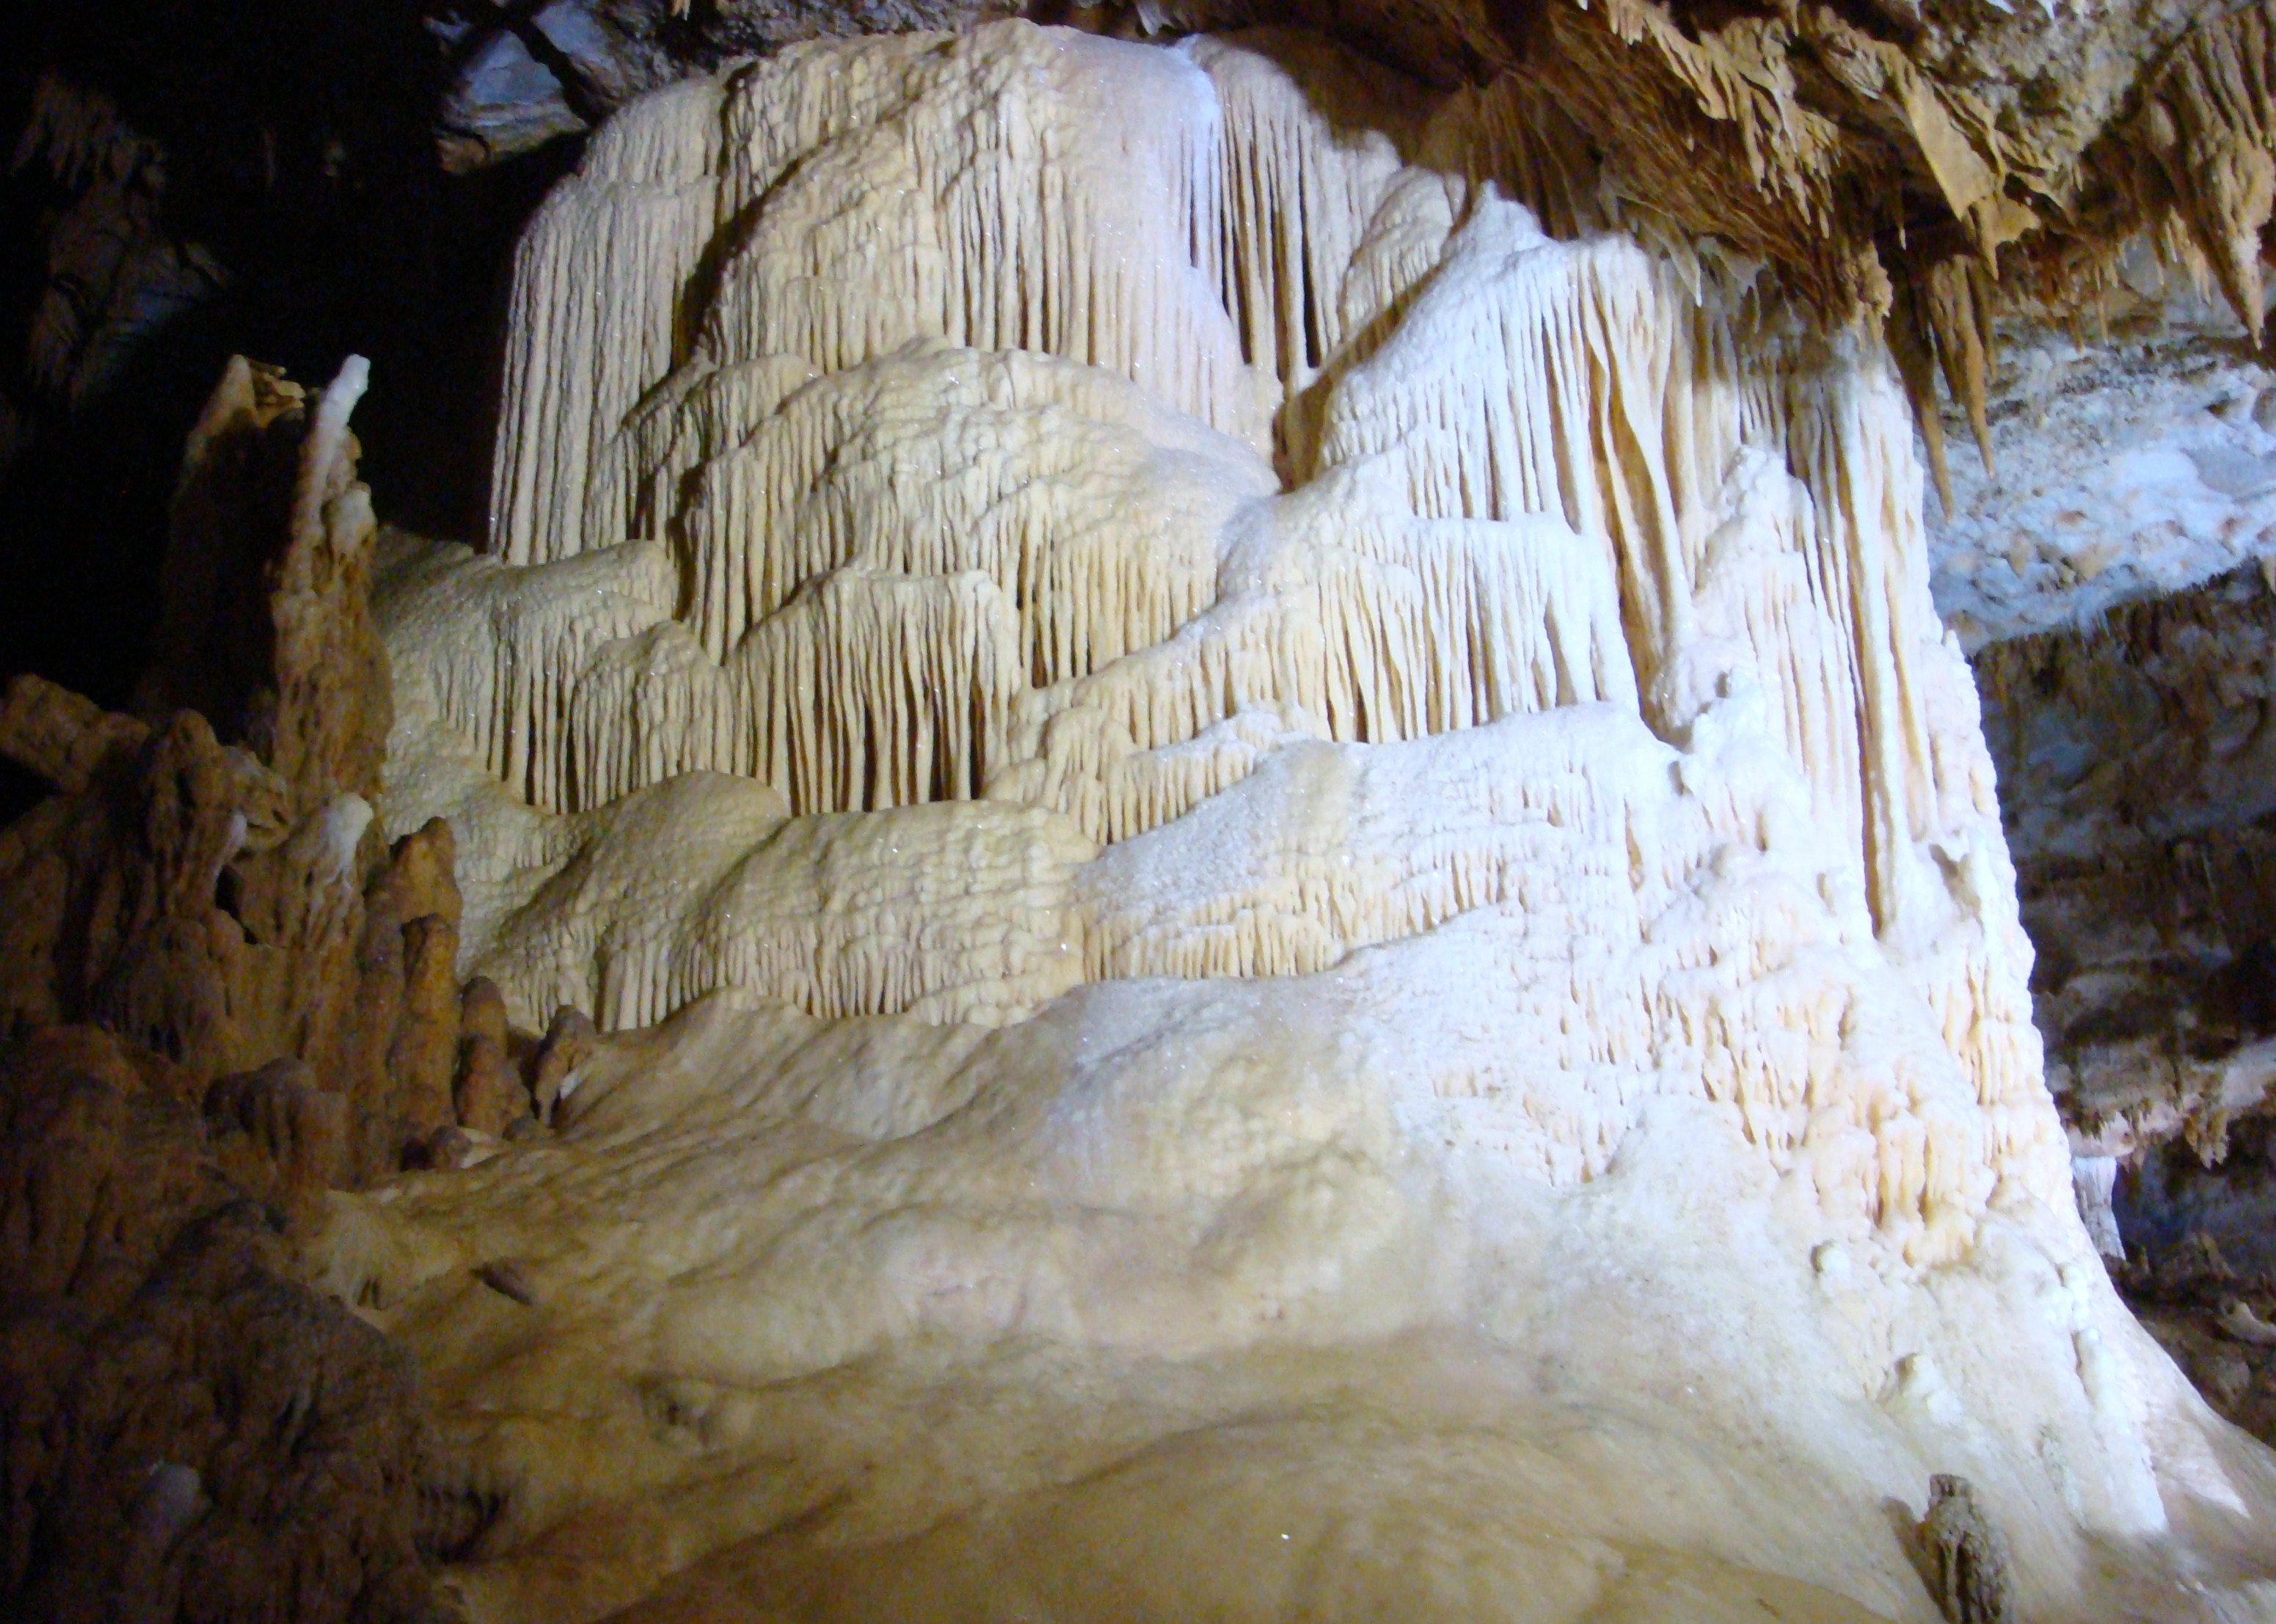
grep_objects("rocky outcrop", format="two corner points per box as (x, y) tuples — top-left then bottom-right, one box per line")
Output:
(303, 31), (2276, 1624)
(1976, 565), (2276, 1174)
(0, 357), (561, 1623)
(21, 1), (2276, 1617)
(1916, 1475), (2016, 1624)
(0, 357), (536, 1176)
(0, 1025), (442, 1624)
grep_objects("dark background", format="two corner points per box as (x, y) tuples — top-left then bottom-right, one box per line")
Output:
(0, 1), (586, 819)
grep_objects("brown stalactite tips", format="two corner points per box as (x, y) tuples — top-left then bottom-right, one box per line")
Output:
(1886, 272), (1953, 510)
(1922, 259), (1996, 476)
(396, 0), (2276, 445)
(2118, 0), (2276, 345)
(434, 0), (2276, 491)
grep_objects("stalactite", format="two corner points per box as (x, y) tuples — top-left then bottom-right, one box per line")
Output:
(599, 355), (820, 547)
(1416, 75), (1601, 245)
(1921, 257), (1996, 472)
(1184, 34), (1412, 403)
(668, 343), (1266, 671)
(565, 566), (1025, 816)
(372, 538), (680, 811)
(2126, 0), (2276, 344)
(1886, 271), (1954, 511)
(489, 78), (728, 566)
(695, 28), (1270, 450)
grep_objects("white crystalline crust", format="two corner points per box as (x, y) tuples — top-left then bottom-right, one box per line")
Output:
(354, 21), (2276, 1623)
(1927, 281), (2276, 650)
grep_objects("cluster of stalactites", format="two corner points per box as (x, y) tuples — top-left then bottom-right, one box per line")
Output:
(988, 492), (1640, 845)
(698, 28), (1266, 445)
(401, 458), (1642, 833)
(1310, 192), (1994, 951)
(567, 568), (1024, 815)
(460, 26), (2016, 1095)
(489, 76), (728, 568)
(2097, 0), (2276, 345)
(660, 345), (1263, 678)
(467, 26), (1720, 837)
(1888, 259), (1999, 511)
(1881, 0), (2276, 514)
(383, 22), (2086, 1254)
(487, 21), (1649, 575)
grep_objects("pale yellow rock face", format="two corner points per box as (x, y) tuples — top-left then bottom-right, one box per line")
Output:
(345, 21), (2276, 1623)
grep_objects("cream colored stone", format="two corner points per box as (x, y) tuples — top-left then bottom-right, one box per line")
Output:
(349, 25), (2276, 1623)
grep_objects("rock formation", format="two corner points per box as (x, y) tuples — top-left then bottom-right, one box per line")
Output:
(0, 1028), (439, 1624)
(0, 356), (561, 1623)
(0, 356), (528, 1179)
(1928, 285), (2276, 1460)
(286, 21), (2276, 1623)
(1918, 1474), (2018, 1624)
(21, 0), (2276, 1613)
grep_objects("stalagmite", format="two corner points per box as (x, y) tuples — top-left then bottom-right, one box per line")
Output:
(340, 20), (2276, 1624)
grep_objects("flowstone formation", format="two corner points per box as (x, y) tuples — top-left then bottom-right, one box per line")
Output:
(330, 20), (2276, 1623)
(1921, 284), (2276, 1454)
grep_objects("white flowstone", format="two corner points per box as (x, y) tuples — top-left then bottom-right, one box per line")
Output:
(349, 22), (2276, 1623)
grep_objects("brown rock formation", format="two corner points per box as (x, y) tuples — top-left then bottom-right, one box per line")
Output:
(451, 979), (522, 1138)
(528, 1006), (597, 1127)
(0, 1027), (442, 1624)
(0, 356), (586, 1623)
(1917, 1474), (2017, 1624)
(0, 357), (519, 1177)
(204, 1058), (351, 1205)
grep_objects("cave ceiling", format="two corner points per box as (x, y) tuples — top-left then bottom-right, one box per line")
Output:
(422, 0), (2276, 327)
(14, 0), (2276, 537)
